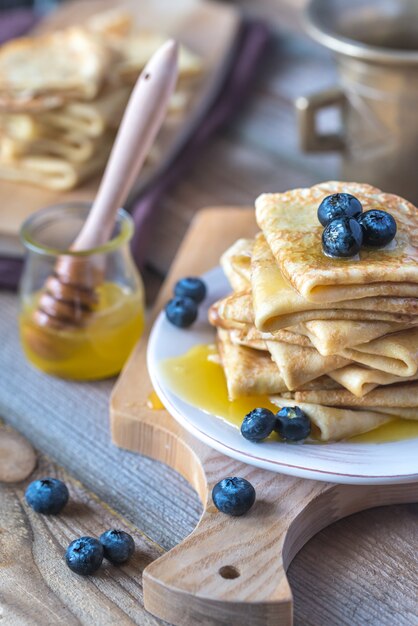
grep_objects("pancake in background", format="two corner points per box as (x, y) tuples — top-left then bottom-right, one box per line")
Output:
(266, 340), (349, 390)
(269, 396), (393, 441)
(255, 181), (418, 303)
(0, 28), (112, 112)
(0, 142), (110, 190)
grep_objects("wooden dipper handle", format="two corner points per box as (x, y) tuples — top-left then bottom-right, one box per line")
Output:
(73, 39), (179, 252)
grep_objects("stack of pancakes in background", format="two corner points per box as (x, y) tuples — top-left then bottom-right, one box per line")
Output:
(0, 10), (202, 190)
(209, 181), (418, 441)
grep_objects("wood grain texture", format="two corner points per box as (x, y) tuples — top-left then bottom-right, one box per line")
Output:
(111, 208), (418, 626)
(0, 433), (165, 626)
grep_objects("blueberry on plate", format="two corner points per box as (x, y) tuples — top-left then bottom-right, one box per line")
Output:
(25, 478), (69, 515)
(241, 407), (276, 442)
(357, 209), (397, 248)
(99, 529), (135, 564)
(165, 296), (198, 328)
(322, 217), (363, 258)
(212, 477), (256, 516)
(317, 193), (363, 226)
(174, 277), (207, 304)
(65, 537), (104, 575)
(275, 406), (311, 442)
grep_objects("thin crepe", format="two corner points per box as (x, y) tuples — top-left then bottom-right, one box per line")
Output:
(292, 381), (418, 407)
(256, 181), (418, 303)
(269, 397), (393, 441)
(266, 340), (349, 390)
(329, 364), (418, 397)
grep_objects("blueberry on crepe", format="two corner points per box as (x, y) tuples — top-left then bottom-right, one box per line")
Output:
(322, 217), (363, 258)
(317, 192), (363, 227)
(241, 407), (276, 442)
(358, 209), (397, 247)
(275, 406), (311, 441)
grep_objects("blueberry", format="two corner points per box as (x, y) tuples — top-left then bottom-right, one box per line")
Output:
(212, 477), (256, 516)
(275, 406), (311, 441)
(25, 478), (69, 515)
(65, 537), (104, 575)
(241, 407), (276, 442)
(318, 193), (363, 226)
(322, 217), (363, 258)
(165, 296), (198, 328)
(99, 529), (135, 564)
(357, 209), (397, 248)
(174, 277), (207, 304)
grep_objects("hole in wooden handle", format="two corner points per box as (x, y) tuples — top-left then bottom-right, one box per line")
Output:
(218, 565), (240, 579)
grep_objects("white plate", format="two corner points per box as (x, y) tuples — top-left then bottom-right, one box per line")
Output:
(148, 267), (418, 485)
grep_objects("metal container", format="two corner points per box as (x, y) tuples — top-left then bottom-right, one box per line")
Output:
(296, 0), (418, 202)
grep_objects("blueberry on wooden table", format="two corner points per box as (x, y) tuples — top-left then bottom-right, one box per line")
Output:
(174, 277), (207, 303)
(317, 192), (363, 226)
(275, 406), (311, 442)
(99, 529), (135, 564)
(322, 217), (363, 258)
(241, 407), (276, 442)
(357, 209), (397, 247)
(25, 477), (69, 515)
(212, 477), (256, 516)
(165, 296), (198, 328)
(65, 537), (104, 575)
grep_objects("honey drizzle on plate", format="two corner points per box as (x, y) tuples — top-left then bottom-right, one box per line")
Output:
(160, 344), (418, 444)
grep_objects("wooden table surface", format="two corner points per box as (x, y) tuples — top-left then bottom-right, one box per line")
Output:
(1, 1), (417, 625)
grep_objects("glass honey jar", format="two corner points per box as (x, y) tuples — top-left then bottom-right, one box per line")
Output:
(19, 203), (145, 380)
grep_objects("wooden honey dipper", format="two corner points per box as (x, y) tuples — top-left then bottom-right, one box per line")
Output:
(32, 40), (179, 332)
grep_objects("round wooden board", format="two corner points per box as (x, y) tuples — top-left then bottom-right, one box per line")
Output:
(110, 208), (418, 626)
(0, 422), (37, 483)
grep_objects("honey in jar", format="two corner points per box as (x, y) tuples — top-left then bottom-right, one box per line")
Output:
(19, 203), (145, 380)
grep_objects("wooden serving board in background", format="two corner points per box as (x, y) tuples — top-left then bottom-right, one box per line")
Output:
(110, 208), (418, 626)
(0, 0), (239, 245)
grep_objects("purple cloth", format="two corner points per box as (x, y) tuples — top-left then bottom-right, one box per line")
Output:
(0, 14), (269, 290)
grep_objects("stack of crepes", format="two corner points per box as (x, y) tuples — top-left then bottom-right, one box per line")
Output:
(209, 181), (418, 442)
(0, 10), (202, 190)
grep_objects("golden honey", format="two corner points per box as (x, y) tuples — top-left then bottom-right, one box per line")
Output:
(20, 282), (144, 380)
(160, 343), (418, 443)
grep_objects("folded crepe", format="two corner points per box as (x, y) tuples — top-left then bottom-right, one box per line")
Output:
(211, 289), (418, 336)
(339, 327), (418, 376)
(292, 381), (418, 408)
(266, 340), (349, 390)
(251, 234), (418, 330)
(328, 364), (418, 397)
(228, 325), (311, 351)
(217, 328), (287, 399)
(0, 129), (104, 163)
(220, 238), (253, 291)
(301, 319), (412, 356)
(255, 181), (418, 303)
(0, 142), (110, 190)
(269, 397), (393, 441)
(0, 28), (112, 112)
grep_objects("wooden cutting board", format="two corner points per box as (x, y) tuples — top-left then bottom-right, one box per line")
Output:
(0, 0), (239, 246)
(110, 207), (418, 626)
